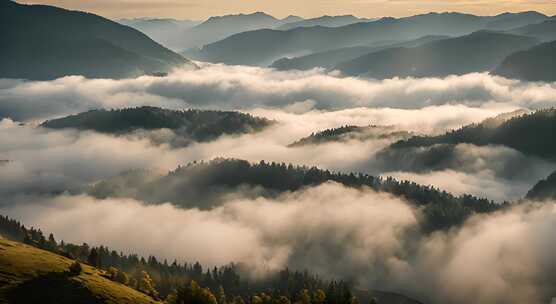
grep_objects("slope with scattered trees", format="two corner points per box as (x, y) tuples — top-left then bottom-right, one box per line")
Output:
(0, 237), (160, 304)
(0, 215), (423, 304)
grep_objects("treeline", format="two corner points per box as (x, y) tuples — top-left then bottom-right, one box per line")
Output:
(289, 125), (410, 147)
(0, 215), (356, 303)
(40, 106), (273, 145)
(391, 108), (556, 160)
(525, 170), (556, 200)
(91, 158), (502, 231)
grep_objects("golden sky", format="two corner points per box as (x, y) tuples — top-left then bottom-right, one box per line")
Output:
(17, 0), (556, 20)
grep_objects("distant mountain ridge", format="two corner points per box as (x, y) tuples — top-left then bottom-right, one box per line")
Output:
(174, 12), (302, 50)
(335, 31), (538, 78)
(192, 11), (550, 66)
(508, 19), (556, 42)
(0, 0), (190, 80)
(277, 15), (374, 31)
(118, 17), (201, 50)
(270, 35), (449, 71)
(493, 40), (556, 82)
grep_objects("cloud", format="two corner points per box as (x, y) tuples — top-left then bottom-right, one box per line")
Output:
(2, 183), (556, 304)
(0, 183), (418, 278)
(374, 144), (556, 201)
(1, 64), (555, 122)
(0, 102), (543, 203)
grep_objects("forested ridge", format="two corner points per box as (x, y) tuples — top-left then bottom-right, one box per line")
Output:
(41, 107), (273, 145)
(90, 158), (501, 232)
(390, 108), (556, 159)
(289, 125), (411, 147)
(525, 170), (556, 200)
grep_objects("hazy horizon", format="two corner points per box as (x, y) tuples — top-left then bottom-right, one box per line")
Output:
(16, 0), (556, 21)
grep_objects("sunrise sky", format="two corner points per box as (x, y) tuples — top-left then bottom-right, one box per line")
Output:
(17, 0), (556, 20)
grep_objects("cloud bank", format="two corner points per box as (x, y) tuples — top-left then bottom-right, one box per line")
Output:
(2, 183), (555, 304)
(2, 64), (555, 121)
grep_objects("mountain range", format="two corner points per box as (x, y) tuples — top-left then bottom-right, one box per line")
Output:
(276, 15), (374, 31)
(118, 18), (201, 50)
(335, 31), (538, 78)
(0, 0), (190, 80)
(494, 40), (556, 81)
(190, 11), (550, 66)
(270, 35), (448, 71)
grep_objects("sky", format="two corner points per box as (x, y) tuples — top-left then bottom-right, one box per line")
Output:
(17, 0), (556, 20)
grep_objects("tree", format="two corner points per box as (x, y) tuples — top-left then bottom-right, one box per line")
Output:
(313, 289), (326, 304)
(218, 286), (228, 304)
(166, 289), (178, 304)
(117, 270), (130, 285)
(296, 289), (311, 304)
(87, 248), (101, 268)
(107, 266), (118, 279)
(47, 233), (57, 251)
(138, 270), (159, 299)
(177, 280), (217, 304)
(69, 261), (82, 276)
(233, 296), (245, 304)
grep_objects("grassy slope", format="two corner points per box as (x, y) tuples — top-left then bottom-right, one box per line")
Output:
(0, 238), (160, 304)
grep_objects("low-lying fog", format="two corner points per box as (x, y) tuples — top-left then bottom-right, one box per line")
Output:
(2, 63), (556, 304)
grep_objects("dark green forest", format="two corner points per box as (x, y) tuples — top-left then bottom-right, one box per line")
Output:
(390, 108), (556, 159)
(90, 158), (501, 232)
(288, 125), (411, 147)
(525, 170), (556, 200)
(41, 107), (273, 146)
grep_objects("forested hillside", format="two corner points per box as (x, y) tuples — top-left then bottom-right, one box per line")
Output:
(41, 107), (273, 146)
(89, 158), (500, 232)
(289, 125), (412, 147)
(390, 109), (556, 159)
(525, 171), (556, 200)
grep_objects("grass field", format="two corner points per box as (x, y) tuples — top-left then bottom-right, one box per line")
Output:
(0, 237), (161, 304)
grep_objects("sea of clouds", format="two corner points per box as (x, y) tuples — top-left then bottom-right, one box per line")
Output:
(2, 64), (556, 303)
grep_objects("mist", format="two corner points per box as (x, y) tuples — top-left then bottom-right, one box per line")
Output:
(1, 63), (556, 303)
(2, 182), (555, 304)
(2, 64), (556, 122)
(0, 102), (525, 203)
